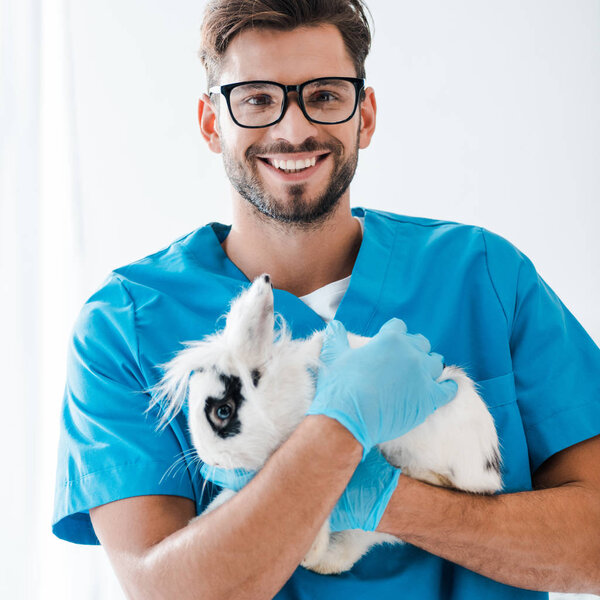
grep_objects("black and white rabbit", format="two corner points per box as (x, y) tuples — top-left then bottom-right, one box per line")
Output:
(152, 274), (502, 574)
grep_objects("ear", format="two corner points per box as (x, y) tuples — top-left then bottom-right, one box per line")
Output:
(198, 93), (222, 154)
(358, 86), (377, 150)
(149, 348), (202, 430)
(224, 274), (275, 360)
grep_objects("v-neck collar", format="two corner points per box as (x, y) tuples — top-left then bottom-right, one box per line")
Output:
(189, 207), (397, 339)
(333, 207), (399, 335)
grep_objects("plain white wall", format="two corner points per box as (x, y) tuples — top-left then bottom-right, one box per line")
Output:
(67, 0), (599, 343)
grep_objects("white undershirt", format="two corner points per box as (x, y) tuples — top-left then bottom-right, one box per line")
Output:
(298, 217), (364, 322)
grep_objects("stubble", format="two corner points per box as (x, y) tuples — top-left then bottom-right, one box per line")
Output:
(221, 131), (360, 232)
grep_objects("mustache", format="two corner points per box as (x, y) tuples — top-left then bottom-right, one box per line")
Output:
(246, 137), (343, 160)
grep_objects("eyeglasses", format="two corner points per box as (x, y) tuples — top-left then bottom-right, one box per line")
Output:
(209, 77), (365, 129)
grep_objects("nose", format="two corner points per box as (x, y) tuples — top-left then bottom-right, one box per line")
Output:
(269, 93), (319, 145)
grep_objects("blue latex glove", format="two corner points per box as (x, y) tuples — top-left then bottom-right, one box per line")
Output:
(199, 462), (256, 491)
(306, 319), (458, 459)
(330, 447), (401, 532)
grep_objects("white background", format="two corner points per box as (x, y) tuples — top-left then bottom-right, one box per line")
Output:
(1, 0), (599, 598)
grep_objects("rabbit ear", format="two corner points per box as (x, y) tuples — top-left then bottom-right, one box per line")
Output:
(223, 274), (275, 360)
(147, 346), (200, 430)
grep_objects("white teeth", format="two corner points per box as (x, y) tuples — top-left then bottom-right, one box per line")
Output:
(269, 156), (318, 172)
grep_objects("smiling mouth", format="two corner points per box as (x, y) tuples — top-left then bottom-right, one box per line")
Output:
(257, 153), (330, 174)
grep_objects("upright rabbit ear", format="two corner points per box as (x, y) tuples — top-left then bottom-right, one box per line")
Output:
(223, 274), (275, 360)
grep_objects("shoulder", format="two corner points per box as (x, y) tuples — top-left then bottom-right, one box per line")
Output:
(362, 206), (488, 243)
(73, 227), (204, 338)
(112, 227), (207, 288)
(82, 223), (221, 313)
(361, 207), (533, 323)
(361, 207), (461, 230)
(362, 207), (524, 263)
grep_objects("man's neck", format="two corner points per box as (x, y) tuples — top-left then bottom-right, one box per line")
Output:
(222, 195), (362, 297)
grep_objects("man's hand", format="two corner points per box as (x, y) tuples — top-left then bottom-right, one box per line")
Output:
(307, 319), (458, 458)
(329, 447), (400, 532)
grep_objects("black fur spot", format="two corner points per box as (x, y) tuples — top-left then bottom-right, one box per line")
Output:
(485, 449), (501, 474)
(204, 373), (245, 439)
(251, 369), (261, 387)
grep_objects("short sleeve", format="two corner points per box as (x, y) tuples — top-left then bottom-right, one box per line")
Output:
(483, 229), (600, 473)
(52, 275), (194, 545)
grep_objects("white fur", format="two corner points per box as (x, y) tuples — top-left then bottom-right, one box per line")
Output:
(152, 274), (502, 574)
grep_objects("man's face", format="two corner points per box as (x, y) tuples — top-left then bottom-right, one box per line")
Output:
(207, 25), (374, 227)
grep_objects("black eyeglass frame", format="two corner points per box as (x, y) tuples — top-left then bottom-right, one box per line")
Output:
(208, 76), (366, 129)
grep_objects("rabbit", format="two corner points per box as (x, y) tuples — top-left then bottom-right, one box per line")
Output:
(151, 274), (502, 574)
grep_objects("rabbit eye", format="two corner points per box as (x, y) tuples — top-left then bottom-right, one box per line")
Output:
(209, 399), (236, 426)
(204, 373), (244, 438)
(216, 404), (233, 420)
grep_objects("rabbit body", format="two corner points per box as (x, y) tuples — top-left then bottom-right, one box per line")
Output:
(154, 275), (502, 574)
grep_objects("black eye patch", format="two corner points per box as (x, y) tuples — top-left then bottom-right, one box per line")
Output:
(204, 373), (245, 439)
(251, 369), (261, 387)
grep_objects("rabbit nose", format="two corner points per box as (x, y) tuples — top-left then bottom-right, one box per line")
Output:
(262, 274), (273, 289)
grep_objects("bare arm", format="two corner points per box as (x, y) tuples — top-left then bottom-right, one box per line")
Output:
(90, 415), (362, 600)
(376, 434), (600, 594)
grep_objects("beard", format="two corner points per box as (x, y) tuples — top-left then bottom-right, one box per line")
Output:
(221, 131), (359, 229)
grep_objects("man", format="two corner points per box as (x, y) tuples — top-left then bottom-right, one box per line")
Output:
(53, 1), (600, 598)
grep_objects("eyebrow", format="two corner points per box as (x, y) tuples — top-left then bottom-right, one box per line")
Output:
(238, 82), (281, 90)
(234, 78), (353, 89)
(305, 78), (351, 88)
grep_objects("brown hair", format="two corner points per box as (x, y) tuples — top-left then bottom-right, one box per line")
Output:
(199, 0), (373, 87)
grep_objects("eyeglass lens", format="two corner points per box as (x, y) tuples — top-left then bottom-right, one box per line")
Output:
(229, 79), (357, 127)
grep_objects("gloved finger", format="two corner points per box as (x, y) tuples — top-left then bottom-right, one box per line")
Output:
(406, 333), (431, 353)
(200, 462), (256, 491)
(376, 318), (408, 337)
(430, 352), (444, 365)
(431, 379), (459, 409)
(319, 320), (351, 364)
(423, 352), (445, 379)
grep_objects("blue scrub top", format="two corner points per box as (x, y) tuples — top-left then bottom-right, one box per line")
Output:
(53, 207), (600, 599)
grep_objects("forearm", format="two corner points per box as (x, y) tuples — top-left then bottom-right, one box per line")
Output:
(141, 415), (362, 600)
(377, 475), (600, 593)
